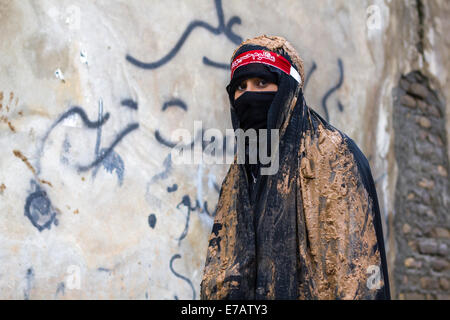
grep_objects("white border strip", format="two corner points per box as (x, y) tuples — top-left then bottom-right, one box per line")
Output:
(290, 66), (302, 85)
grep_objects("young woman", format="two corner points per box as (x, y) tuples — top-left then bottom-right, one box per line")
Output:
(200, 35), (390, 300)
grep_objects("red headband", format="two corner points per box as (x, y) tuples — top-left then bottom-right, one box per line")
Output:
(230, 49), (302, 85)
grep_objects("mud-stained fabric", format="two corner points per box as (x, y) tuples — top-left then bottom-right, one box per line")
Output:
(200, 35), (390, 300)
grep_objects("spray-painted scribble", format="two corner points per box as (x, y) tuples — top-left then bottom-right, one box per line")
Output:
(60, 134), (71, 165)
(77, 122), (139, 172)
(148, 213), (157, 229)
(151, 154), (173, 182)
(155, 98), (195, 149)
(36, 106), (110, 175)
(304, 61), (317, 90)
(23, 268), (34, 300)
(24, 98), (139, 231)
(162, 99), (188, 112)
(202, 57), (229, 70)
(202, 201), (216, 217)
(170, 254), (196, 300)
(97, 267), (112, 274)
(96, 149), (125, 185)
(302, 58), (345, 121)
(176, 195), (201, 245)
(167, 184), (178, 193)
(91, 100), (126, 185)
(55, 282), (65, 298)
(24, 181), (57, 232)
(126, 0), (242, 70)
(321, 58), (344, 121)
(145, 153), (173, 209)
(121, 98), (138, 110)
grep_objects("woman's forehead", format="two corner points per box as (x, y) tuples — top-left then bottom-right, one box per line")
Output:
(240, 77), (267, 82)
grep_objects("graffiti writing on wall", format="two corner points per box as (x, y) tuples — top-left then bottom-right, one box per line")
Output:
(20, 98), (139, 232)
(126, 0), (242, 70)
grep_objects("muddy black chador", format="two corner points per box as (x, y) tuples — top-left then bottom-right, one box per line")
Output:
(200, 35), (390, 300)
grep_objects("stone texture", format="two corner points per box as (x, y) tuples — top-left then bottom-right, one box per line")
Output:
(408, 83), (429, 99)
(400, 95), (417, 108)
(393, 68), (449, 301)
(418, 239), (438, 255)
(439, 278), (449, 291)
(438, 243), (448, 256)
(403, 223), (412, 234)
(430, 258), (449, 272)
(404, 257), (422, 269)
(434, 227), (450, 238)
(418, 116), (431, 128)
(420, 277), (439, 290)
(404, 292), (426, 300)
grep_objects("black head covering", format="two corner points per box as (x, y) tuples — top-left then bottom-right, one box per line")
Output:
(225, 44), (302, 132)
(201, 37), (390, 300)
(226, 63), (280, 106)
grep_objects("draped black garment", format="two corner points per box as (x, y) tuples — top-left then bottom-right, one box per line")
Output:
(200, 42), (390, 300)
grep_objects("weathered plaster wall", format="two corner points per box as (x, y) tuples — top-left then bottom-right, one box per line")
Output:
(0, 0), (448, 299)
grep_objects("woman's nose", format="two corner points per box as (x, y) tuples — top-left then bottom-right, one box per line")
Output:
(244, 82), (256, 91)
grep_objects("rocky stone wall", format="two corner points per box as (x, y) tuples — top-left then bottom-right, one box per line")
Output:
(393, 71), (449, 300)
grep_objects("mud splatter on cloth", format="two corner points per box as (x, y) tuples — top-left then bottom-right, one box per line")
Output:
(200, 35), (390, 300)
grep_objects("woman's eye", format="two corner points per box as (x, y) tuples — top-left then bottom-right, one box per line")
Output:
(237, 82), (246, 91)
(258, 79), (268, 86)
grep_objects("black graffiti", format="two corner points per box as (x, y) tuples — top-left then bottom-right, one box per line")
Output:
(304, 61), (317, 90)
(167, 184), (178, 193)
(145, 153), (173, 209)
(148, 213), (157, 229)
(24, 181), (57, 232)
(175, 194), (217, 246)
(55, 282), (65, 298)
(154, 130), (176, 149)
(97, 267), (112, 274)
(170, 254), (196, 300)
(155, 97), (199, 149)
(303, 59), (345, 122)
(38, 101), (138, 176)
(203, 56), (229, 70)
(26, 98), (139, 231)
(49, 106), (110, 129)
(155, 97), (195, 149)
(155, 129), (198, 149)
(202, 200), (217, 217)
(121, 99), (138, 110)
(148, 153), (172, 185)
(176, 195), (201, 245)
(126, 0), (242, 70)
(60, 134), (71, 165)
(24, 268), (34, 300)
(78, 123), (139, 172)
(162, 99), (188, 111)
(36, 106), (110, 175)
(321, 58), (344, 121)
(90, 100), (131, 186)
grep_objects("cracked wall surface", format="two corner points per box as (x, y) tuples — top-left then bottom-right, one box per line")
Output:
(0, 0), (448, 299)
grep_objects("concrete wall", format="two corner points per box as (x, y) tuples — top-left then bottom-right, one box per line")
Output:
(0, 0), (448, 299)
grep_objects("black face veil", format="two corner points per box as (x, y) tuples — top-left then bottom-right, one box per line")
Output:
(201, 36), (390, 300)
